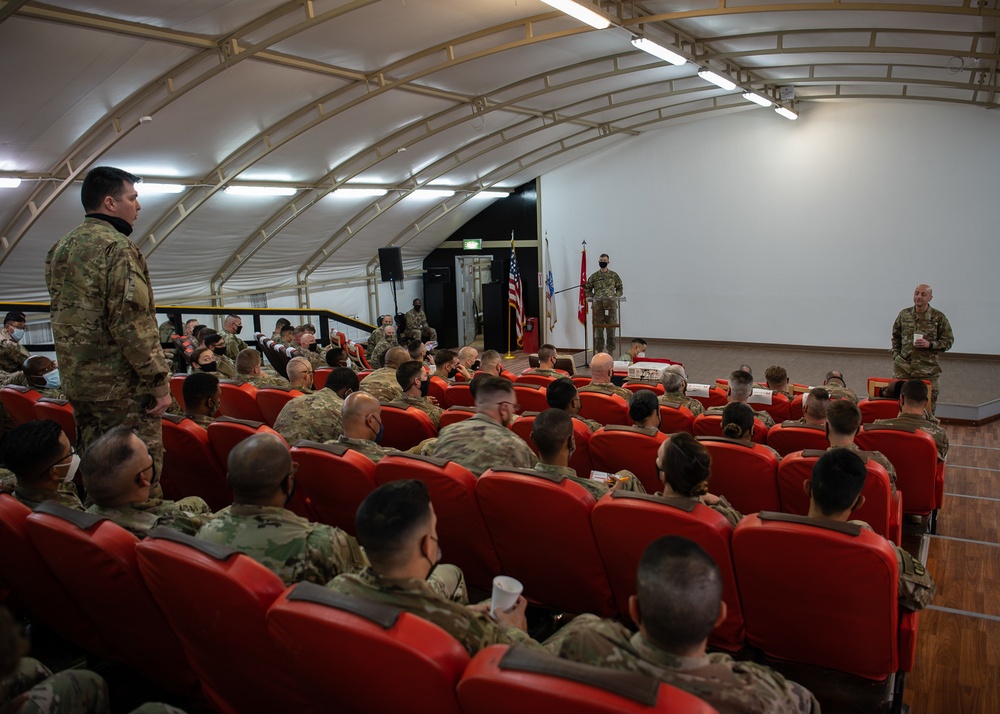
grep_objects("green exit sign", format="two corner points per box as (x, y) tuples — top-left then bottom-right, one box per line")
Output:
(462, 239), (482, 250)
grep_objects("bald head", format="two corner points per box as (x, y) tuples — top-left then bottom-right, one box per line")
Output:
(590, 353), (614, 382)
(286, 356), (313, 388)
(384, 346), (410, 370)
(227, 433), (292, 503)
(342, 391), (382, 440)
(459, 346), (479, 367)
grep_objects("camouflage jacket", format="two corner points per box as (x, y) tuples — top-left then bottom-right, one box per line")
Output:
(850, 521), (936, 611)
(546, 615), (820, 714)
(823, 385), (859, 404)
(524, 368), (561, 378)
(891, 306), (954, 376)
(573, 414), (602, 433)
(215, 354), (237, 380)
(579, 381), (632, 402)
(366, 327), (384, 353)
(183, 412), (215, 430)
(157, 320), (176, 344)
(655, 491), (743, 528)
(0, 475), (84, 512)
(705, 404), (776, 429)
(0, 330), (30, 373)
(45, 217), (170, 401)
(584, 269), (623, 299)
(360, 367), (403, 402)
(273, 388), (344, 445)
(0, 657), (108, 714)
(223, 331), (248, 360)
(368, 338), (397, 369)
(87, 496), (214, 538)
(404, 308), (430, 334)
(534, 462), (645, 502)
(195, 504), (367, 586)
(431, 413), (535, 476)
(658, 391), (705, 416)
(874, 412), (949, 460)
(334, 435), (398, 463)
(236, 373), (288, 389)
(397, 394), (444, 429)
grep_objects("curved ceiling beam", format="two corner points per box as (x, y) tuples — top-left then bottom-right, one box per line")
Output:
(628, 2), (1000, 23)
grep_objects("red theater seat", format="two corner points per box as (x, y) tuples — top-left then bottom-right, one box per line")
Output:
(444, 383), (474, 408)
(697, 437), (781, 515)
(765, 421), (829, 457)
(217, 380), (266, 422)
(161, 414), (231, 510)
(859, 398), (901, 424)
(571, 376), (591, 389)
(207, 417), (284, 474)
(512, 383), (549, 413)
(312, 367), (332, 390)
(747, 391), (791, 423)
(692, 413), (768, 445)
(426, 375), (449, 405)
(256, 385), (303, 426)
(578, 391), (629, 426)
(686, 385), (727, 410)
(658, 403), (695, 435)
(169, 374), (186, 409)
(789, 394), (804, 421)
(624, 382), (664, 396)
(290, 441), (378, 536)
(515, 373), (556, 387)
(0, 385), (40, 426)
(590, 426), (668, 494)
(354, 343), (372, 370)
(510, 413), (594, 481)
(378, 402), (437, 450)
(439, 406), (477, 429)
(33, 398), (76, 446)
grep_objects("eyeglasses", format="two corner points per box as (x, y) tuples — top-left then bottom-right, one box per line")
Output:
(134, 460), (155, 485)
(41, 447), (76, 475)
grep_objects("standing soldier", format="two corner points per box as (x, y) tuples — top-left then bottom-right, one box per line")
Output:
(584, 253), (623, 356)
(891, 284), (953, 412)
(45, 166), (171, 498)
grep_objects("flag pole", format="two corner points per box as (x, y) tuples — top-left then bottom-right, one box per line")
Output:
(505, 230), (515, 359)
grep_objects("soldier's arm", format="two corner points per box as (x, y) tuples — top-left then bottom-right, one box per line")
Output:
(614, 272), (623, 297)
(584, 273), (595, 298)
(933, 313), (954, 352)
(890, 313), (903, 357)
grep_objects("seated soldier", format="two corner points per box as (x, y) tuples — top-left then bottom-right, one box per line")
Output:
(704, 370), (775, 428)
(807, 449), (934, 611)
(456, 346), (479, 381)
(874, 379), (948, 461)
(546, 377), (600, 432)
(182, 372), (220, 429)
(721, 403), (781, 459)
(618, 337), (647, 364)
(369, 325), (399, 369)
(235, 348), (288, 388)
(196, 433), (367, 586)
(326, 479), (547, 656)
(825, 400), (897, 489)
(326, 345), (357, 372)
(431, 348), (460, 382)
(407, 339), (428, 369)
(546, 536), (819, 713)
(202, 333), (237, 379)
(396, 361), (443, 428)
(532, 409), (644, 500)
(366, 314), (393, 353)
(524, 344), (561, 378)
(291, 327), (326, 371)
(0, 420), (84, 511)
(655, 432), (742, 527)
(477, 349), (511, 380)
(274, 367), (358, 445)
(657, 364), (704, 416)
(332, 392), (398, 463)
(285, 356), (315, 394)
(579, 353), (631, 401)
(4, 355), (66, 399)
(0, 311), (29, 374)
(271, 317), (292, 342)
(796, 387), (830, 427)
(189, 346), (220, 375)
(431, 376), (535, 476)
(764, 365), (793, 400)
(360, 346), (409, 402)
(83, 426), (214, 538)
(823, 370), (859, 403)
(629, 389), (662, 431)
(279, 324), (295, 344)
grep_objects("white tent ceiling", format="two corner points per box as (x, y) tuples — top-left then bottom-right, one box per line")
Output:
(1, 0), (996, 304)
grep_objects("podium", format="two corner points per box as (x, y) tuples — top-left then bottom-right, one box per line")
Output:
(586, 295), (626, 361)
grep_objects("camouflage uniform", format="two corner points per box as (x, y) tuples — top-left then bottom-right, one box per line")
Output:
(547, 615), (820, 714)
(0, 657), (109, 714)
(534, 462), (645, 502)
(45, 216), (170, 499)
(333, 435), (397, 463)
(583, 268), (623, 355)
(365, 327), (384, 354)
(215, 355), (237, 380)
(849, 520), (936, 611)
(891, 305), (954, 409)
(368, 338), (397, 370)
(833, 444), (897, 491)
(704, 404), (775, 429)
(87, 497), (214, 538)
(5, 372), (66, 401)
(823, 384), (858, 404)
(360, 368), (403, 402)
(273, 389), (344, 445)
(157, 320), (176, 345)
(236, 373), (288, 389)
(403, 308), (436, 343)
(326, 567), (543, 658)
(431, 413), (535, 477)
(0, 330), (30, 374)
(874, 412), (949, 460)
(0, 476), (85, 512)
(397, 395), (444, 429)
(524, 368), (561, 379)
(655, 491), (743, 528)
(658, 391), (706, 417)
(573, 414), (602, 433)
(222, 331), (248, 361)
(195, 504), (367, 586)
(182, 413), (215, 430)
(579, 381), (632, 402)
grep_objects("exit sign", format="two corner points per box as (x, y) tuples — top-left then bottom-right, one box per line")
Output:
(462, 239), (482, 250)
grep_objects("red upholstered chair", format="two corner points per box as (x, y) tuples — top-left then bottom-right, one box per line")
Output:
(477, 468), (614, 616)
(578, 391), (629, 426)
(592, 492), (744, 651)
(312, 367), (332, 390)
(169, 374), (186, 409)
(589, 426), (668, 494)
(571, 376), (591, 389)
(375, 453), (501, 590)
(0, 385), (40, 426)
(624, 382), (664, 397)
(512, 383), (549, 413)
(697, 437), (781, 515)
(776, 450), (902, 544)
(515, 373), (556, 387)
(658, 403), (695, 435)
(25, 503), (200, 696)
(160, 414), (231, 509)
(256, 385), (303, 426)
(0, 495), (112, 656)
(510, 413), (594, 481)
(457, 645), (716, 714)
(379, 402), (437, 450)
(686, 385), (727, 410)
(217, 380), (266, 422)
(335, 331), (348, 349)
(32, 398), (76, 445)
(136, 527), (312, 714)
(290, 441), (378, 536)
(439, 406), (477, 429)
(353, 343), (372, 370)
(789, 394), (805, 421)
(859, 398), (901, 424)
(856, 424), (943, 531)
(765, 421), (829, 457)
(498, 369), (517, 382)
(427, 375), (449, 406)
(268, 582), (468, 714)
(692, 413), (768, 445)
(207, 417), (284, 475)
(747, 391), (791, 423)
(732, 512), (919, 685)
(357, 369), (373, 380)
(444, 383), (474, 408)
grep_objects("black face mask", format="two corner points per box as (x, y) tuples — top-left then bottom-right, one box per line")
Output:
(599, 261), (609, 269)
(212, 347), (226, 357)
(471, 360), (481, 372)
(233, 326), (243, 335)
(448, 367), (459, 379)
(199, 362), (218, 373)
(419, 378), (431, 397)
(308, 343), (318, 352)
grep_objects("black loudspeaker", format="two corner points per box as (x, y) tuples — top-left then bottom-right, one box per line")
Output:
(378, 247), (404, 282)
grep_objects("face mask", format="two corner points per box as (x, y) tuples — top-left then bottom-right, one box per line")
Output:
(448, 367), (459, 379)
(283, 476), (297, 506)
(43, 369), (61, 390)
(598, 261), (608, 269)
(419, 379), (430, 397)
(11, 328), (24, 342)
(374, 420), (384, 444)
(58, 454), (80, 483)
(212, 347), (227, 356)
(471, 360), (481, 372)
(233, 325), (243, 335)
(637, 352), (646, 359)
(308, 343), (318, 352)
(414, 304), (422, 312)
(200, 361), (218, 373)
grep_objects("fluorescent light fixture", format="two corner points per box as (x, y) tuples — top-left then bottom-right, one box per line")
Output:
(631, 37), (686, 66)
(741, 92), (772, 108)
(775, 106), (799, 121)
(223, 185), (297, 197)
(0, 178), (22, 188)
(697, 69), (736, 91)
(139, 183), (184, 194)
(333, 187), (388, 198)
(411, 189), (455, 198)
(538, 0), (610, 29)
(471, 190), (509, 199)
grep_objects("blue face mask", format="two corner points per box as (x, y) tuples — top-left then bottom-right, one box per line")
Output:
(43, 369), (61, 390)
(11, 328), (24, 343)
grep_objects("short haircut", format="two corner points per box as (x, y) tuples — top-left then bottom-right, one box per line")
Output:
(81, 166), (140, 212)
(803, 387), (830, 420)
(226, 314), (241, 323)
(532, 409), (574, 460)
(659, 432), (712, 497)
(537, 344), (556, 364)
(811, 449), (867, 516)
(1, 420), (65, 484)
(287, 356), (312, 381)
(599, 253), (609, 260)
(631, 338), (647, 348)
(326, 367), (360, 394)
(280, 325), (294, 337)
(629, 389), (659, 423)
(764, 365), (787, 387)
(292, 326), (308, 337)
(661, 364), (686, 393)
(901, 379), (929, 404)
(434, 349), (457, 368)
(825, 370), (847, 387)
(384, 347), (410, 370)
(183, 372), (219, 407)
(728, 370), (755, 401)
(479, 350), (502, 371)
(636, 536), (722, 652)
(396, 361), (425, 390)
(80, 425), (140, 504)
(474, 376), (515, 407)
(355, 480), (432, 571)
(227, 433), (291, 502)
(236, 348), (261, 374)
(325, 347), (348, 367)
(274, 318), (291, 330)
(301, 323), (316, 334)
(546, 377), (578, 410)
(826, 399), (862, 437)
(721, 402), (754, 439)
(407, 340), (425, 360)
(204, 333), (224, 350)
(3, 311), (25, 326)
(191, 325), (209, 341)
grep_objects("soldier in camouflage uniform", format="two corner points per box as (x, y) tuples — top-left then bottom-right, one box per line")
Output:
(655, 432), (743, 528)
(546, 378), (601, 432)
(0, 421), (85, 512)
(82, 426), (213, 538)
(523, 343), (562, 379)
(891, 284), (953, 412)
(704, 370), (776, 428)
(547, 536), (820, 714)
(368, 325), (398, 369)
(874, 378), (948, 460)
(366, 315), (393, 354)
(579, 353), (632, 401)
(285, 356), (315, 394)
(273, 368), (358, 445)
(826, 400), (897, 489)
(196, 433), (367, 585)
(359, 346), (409, 402)
(201, 335), (237, 379)
(822, 370), (858, 404)
(45, 168), (172, 499)
(584, 253), (624, 355)
(0, 312), (31, 374)
(431, 377), (535, 476)
(330, 393), (398, 463)
(234, 348), (288, 388)
(794, 387), (830, 426)
(221, 315), (248, 360)
(395, 361), (443, 428)
(180, 372), (219, 430)
(618, 338), (647, 365)
(657, 365), (705, 416)
(403, 298), (437, 343)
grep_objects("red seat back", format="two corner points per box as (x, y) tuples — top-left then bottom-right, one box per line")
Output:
(512, 384), (549, 413)
(33, 398), (76, 445)
(312, 367), (332, 390)
(732, 513), (913, 680)
(591, 492), (744, 651)
(457, 645), (716, 714)
(375, 453), (501, 590)
(589, 426), (668, 494)
(161, 414), (231, 510)
(856, 425), (940, 515)
(510, 414), (594, 480)
(268, 582), (468, 714)
(290, 441), (378, 536)
(426, 375), (449, 406)
(218, 380), (266, 423)
(439, 406), (477, 428)
(207, 417), (284, 474)
(577, 391), (629, 426)
(747, 391), (790, 422)
(658, 403), (694, 435)
(136, 528), (312, 714)
(692, 413), (768, 444)
(476, 468), (614, 615)
(169, 374), (186, 409)
(765, 421), (829, 456)
(858, 398), (901, 424)
(25, 504), (199, 695)
(788, 394), (804, 420)
(515, 373), (556, 387)
(256, 386), (303, 426)
(354, 343), (372, 370)
(697, 437), (780, 514)
(624, 382), (663, 396)
(571, 376), (591, 389)
(1, 385), (41, 426)
(444, 383), (474, 408)
(686, 385), (727, 410)
(379, 402), (437, 450)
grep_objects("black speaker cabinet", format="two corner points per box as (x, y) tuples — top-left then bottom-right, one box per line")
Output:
(378, 247), (404, 282)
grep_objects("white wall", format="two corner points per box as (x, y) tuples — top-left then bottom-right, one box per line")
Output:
(541, 99), (1000, 355)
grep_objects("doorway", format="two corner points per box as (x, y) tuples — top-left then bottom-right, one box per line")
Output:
(455, 255), (492, 347)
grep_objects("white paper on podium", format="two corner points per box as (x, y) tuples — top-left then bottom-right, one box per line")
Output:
(612, 361), (631, 372)
(748, 388), (774, 405)
(685, 383), (710, 398)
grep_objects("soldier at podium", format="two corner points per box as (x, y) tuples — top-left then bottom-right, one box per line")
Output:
(584, 253), (623, 355)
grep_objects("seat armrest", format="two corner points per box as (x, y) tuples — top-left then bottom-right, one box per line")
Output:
(898, 610), (919, 672)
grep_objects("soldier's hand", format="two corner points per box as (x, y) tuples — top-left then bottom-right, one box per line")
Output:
(914, 338), (931, 349)
(494, 595), (529, 631)
(147, 393), (173, 416)
(427, 395), (440, 406)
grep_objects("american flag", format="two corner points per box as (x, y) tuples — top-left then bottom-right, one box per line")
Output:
(508, 238), (524, 346)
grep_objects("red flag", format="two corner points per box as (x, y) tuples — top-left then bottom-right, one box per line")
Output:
(508, 241), (525, 346)
(577, 244), (587, 325)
